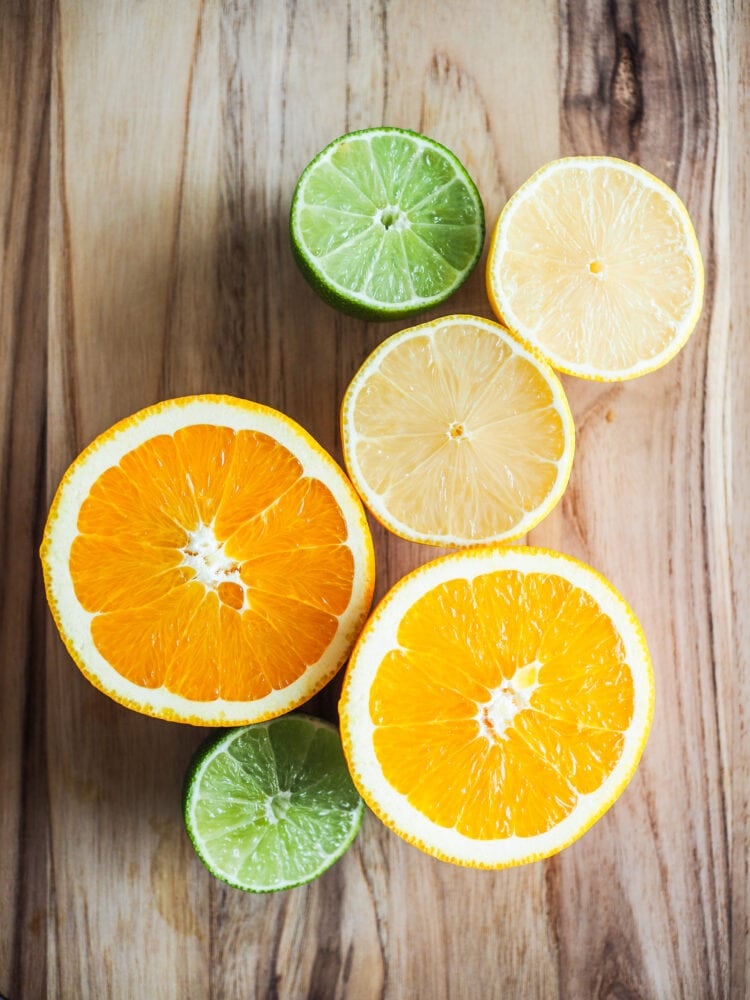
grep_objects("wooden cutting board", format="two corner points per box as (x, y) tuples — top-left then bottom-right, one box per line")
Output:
(1, 1), (747, 996)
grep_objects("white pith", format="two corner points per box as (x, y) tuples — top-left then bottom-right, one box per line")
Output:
(341, 547), (654, 867)
(375, 205), (410, 232)
(43, 396), (374, 724)
(181, 523), (247, 606)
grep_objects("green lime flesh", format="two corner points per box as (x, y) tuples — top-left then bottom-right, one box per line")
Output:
(290, 127), (485, 320)
(183, 715), (364, 893)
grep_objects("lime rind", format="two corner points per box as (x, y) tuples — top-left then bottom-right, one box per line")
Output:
(290, 127), (485, 320)
(183, 714), (364, 893)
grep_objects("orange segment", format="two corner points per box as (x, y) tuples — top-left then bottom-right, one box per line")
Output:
(41, 395), (375, 725)
(341, 315), (574, 546)
(340, 546), (654, 868)
(117, 433), (201, 530)
(217, 581), (244, 610)
(243, 591), (339, 678)
(91, 583), (207, 692)
(515, 711), (625, 796)
(240, 544), (354, 615)
(373, 721), (486, 828)
(397, 577), (504, 695)
(70, 535), (187, 612)
(213, 430), (303, 539)
(225, 477), (348, 559)
(173, 424), (237, 524)
(370, 650), (482, 726)
(216, 607), (273, 702)
(77, 461), (189, 547)
(452, 741), (509, 840)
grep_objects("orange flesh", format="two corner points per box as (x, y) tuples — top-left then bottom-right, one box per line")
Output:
(71, 425), (354, 701)
(369, 571), (634, 838)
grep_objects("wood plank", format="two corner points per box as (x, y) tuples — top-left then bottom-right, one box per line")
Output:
(0, 1), (52, 994)
(44, 2), (213, 996)
(204, 2), (562, 997)
(0, 0), (745, 996)
(723, 0), (750, 992)
(552, 1), (729, 996)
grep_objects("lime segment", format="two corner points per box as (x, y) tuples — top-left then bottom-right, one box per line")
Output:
(290, 127), (485, 319)
(183, 715), (364, 892)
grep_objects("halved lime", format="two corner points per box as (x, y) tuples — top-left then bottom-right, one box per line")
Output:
(290, 127), (485, 319)
(183, 715), (364, 892)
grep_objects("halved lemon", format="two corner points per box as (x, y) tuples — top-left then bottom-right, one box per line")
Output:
(341, 315), (574, 546)
(340, 546), (654, 868)
(41, 395), (375, 725)
(486, 157), (704, 380)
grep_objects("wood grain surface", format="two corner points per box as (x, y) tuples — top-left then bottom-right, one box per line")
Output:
(1, 1), (747, 997)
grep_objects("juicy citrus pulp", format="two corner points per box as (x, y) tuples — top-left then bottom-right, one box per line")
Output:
(41, 395), (375, 725)
(486, 156), (704, 380)
(290, 127), (485, 319)
(340, 546), (654, 867)
(341, 315), (574, 546)
(183, 715), (364, 892)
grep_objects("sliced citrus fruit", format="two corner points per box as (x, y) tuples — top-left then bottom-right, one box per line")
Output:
(340, 315), (574, 546)
(41, 395), (375, 725)
(340, 546), (654, 868)
(183, 714), (364, 892)
(290, 127), (485, 319)
(486, 156), (704, 380)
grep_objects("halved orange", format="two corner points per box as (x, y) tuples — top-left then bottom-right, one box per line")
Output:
(41, 395), (375, 725)
(486, 157), (704, 380)
(341, 315), (574, 546)
(340, 546), (654, 867)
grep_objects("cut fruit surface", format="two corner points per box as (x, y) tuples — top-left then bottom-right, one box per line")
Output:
(290, 127), (485, 319)
(41, 395), (375, 725)
(486, 156), (704, 380)
(183, 715), (364, 892)
(340, 546), (654, 868)
(341, 315), (574, 546)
